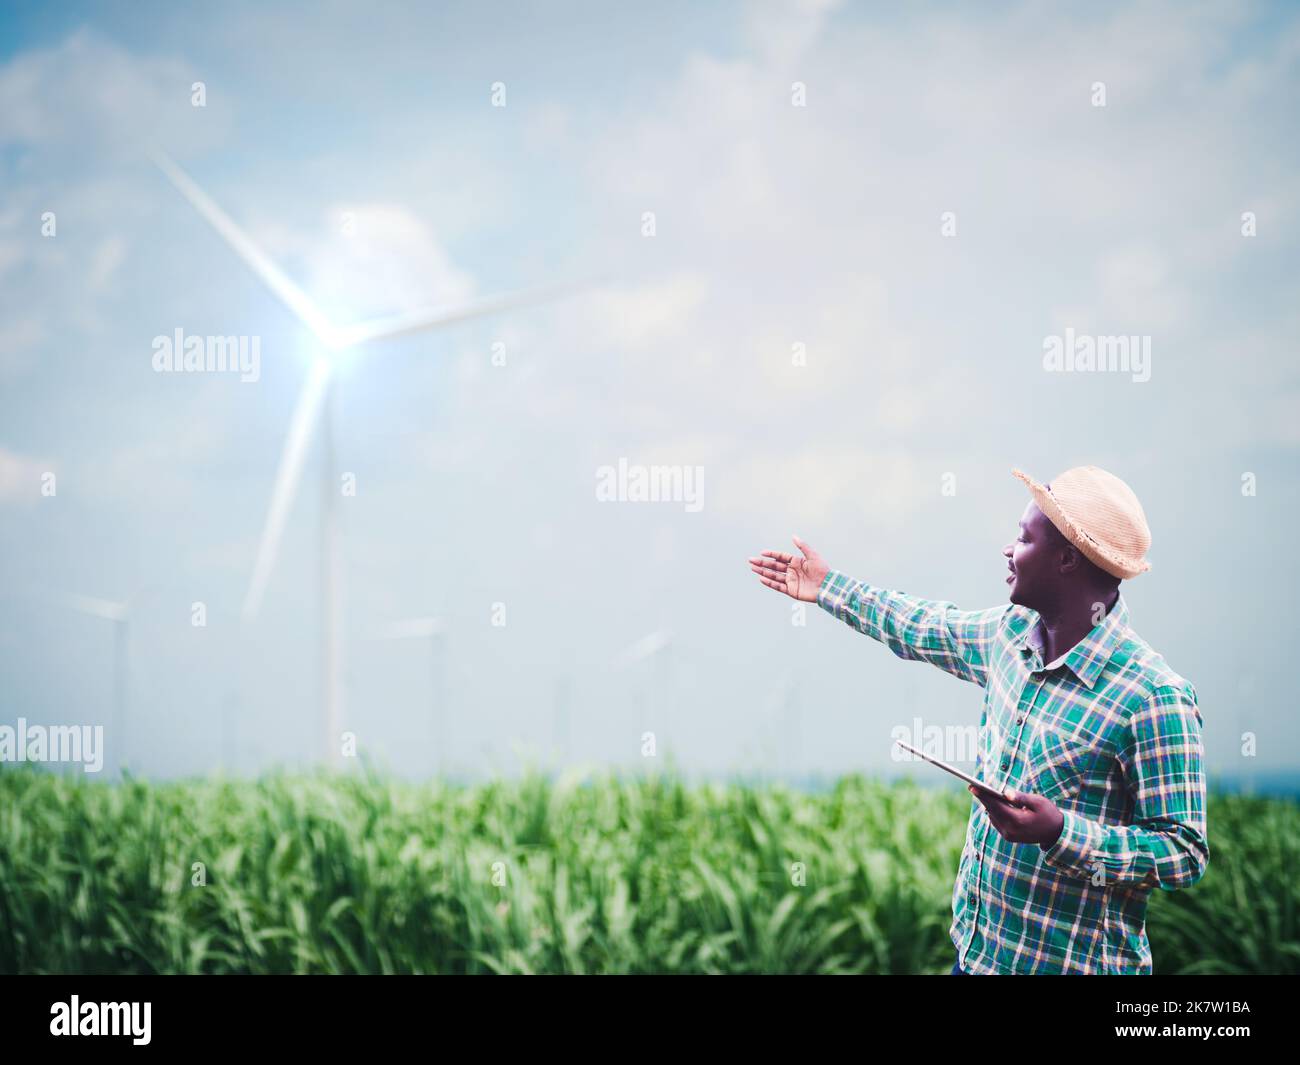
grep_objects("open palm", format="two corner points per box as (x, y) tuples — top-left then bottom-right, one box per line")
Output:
(748, 536), (830, 603)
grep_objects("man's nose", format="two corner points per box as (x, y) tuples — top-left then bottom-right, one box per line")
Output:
(1002, 544), (1013, 558)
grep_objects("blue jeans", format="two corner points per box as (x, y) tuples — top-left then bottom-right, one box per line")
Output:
(950, 956), (967, 975)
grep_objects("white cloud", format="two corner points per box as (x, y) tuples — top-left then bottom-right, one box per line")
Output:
(88, 236), (127, 291)
(585, 276), (710, 351)
(718, 444), (934, 530)
(219, 201), (478, 329)
(305, 203), (476, 324)
(0, 315), (47, 378)
(0, 447), (53, 505)
(743, 0), (844, 69)
(0, 27), (222, 156)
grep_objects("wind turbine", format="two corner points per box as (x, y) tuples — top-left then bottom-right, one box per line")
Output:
(62, 594), (129, 777)
(371, 616), (448, 775)
(760, 664), (800, 784)
(617, 629), (673, 756)
(152, 150), (574, 764)
(552, 673), (572, 766)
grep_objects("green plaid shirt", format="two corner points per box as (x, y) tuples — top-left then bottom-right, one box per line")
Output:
(816, 571), (1209, 975)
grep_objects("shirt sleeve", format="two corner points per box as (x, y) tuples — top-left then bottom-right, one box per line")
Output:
(814, 569), (1010, 689)
(1039, 681), (1209, 891)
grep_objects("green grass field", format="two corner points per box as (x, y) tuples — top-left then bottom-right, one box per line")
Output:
(1, 767), (1296, 974)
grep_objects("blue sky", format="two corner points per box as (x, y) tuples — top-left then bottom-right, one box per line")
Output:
(1, 0), (1297, 785)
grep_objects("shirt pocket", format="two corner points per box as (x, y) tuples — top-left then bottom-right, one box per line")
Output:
(1026, 728), (1103, 801)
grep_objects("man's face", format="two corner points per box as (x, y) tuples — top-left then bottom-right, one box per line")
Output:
(1003, 499), (1066, 609)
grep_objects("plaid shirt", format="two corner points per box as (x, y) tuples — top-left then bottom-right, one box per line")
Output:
(816, 571), (1209, 975)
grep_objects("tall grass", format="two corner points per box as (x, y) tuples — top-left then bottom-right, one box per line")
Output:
(0, 767), (1295, 974)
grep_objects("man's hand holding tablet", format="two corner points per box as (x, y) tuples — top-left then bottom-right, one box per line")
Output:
(895, 739), (1015, 801)
(894, 740), (1065, 848)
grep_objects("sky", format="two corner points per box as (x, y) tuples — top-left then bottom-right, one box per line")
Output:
(0, 0), (1297, 787)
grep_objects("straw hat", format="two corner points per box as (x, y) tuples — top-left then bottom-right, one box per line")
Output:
(1011, 466), (1152, 579)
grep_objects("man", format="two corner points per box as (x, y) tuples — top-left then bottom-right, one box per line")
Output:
(747, 465), (1208, 975)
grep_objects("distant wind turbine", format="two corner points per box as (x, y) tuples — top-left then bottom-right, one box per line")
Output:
(62, 593), (129, 777)
(152, 150), (577, 763)
(774, 666), (799, 782)
(372, 616), (448, 774)
(552, 674), (572, 766)
(618, 629), (673, 754)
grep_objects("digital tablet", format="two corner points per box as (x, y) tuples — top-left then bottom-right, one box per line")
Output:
(894, 740), (1020, 803)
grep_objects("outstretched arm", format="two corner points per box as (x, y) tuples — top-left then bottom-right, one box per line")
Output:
(749, 537), (1009, 688)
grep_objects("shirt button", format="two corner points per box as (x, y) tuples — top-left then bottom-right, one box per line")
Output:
(1000, 761), (1009, 770)
(1016, 717), (1024, 725)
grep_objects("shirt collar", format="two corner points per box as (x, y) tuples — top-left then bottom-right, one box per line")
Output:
(1011, 593), (1130, 690)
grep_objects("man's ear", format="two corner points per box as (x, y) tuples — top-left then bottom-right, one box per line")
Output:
(1058, 544), (1083, 574)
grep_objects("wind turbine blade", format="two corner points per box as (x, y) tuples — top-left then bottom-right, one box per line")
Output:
(63, 593), (129, 622)
(331, 280), (582, 348)
(151, 150), (339, 347)
(242, 359), (334, 623)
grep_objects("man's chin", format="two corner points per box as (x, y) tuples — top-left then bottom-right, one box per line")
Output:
(1007, 586), (1038, 610)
